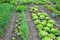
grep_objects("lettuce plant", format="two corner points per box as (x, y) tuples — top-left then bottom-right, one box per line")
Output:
(30, 6), (39, 13)
(56, 37), (60, 40)
(39, 13), (47, 19)
(45, 17), (50, 20)
(47, 34), (55, 39)
(48, 20), (55, 24)
(12, 37), (16, 40)
(50, 28), (60, 35)
(36, 24), (43, 30)
(32, 13), (37, 17)
(39, 30), (48, 38)
(37, 12), (42, 16)
(32, 14), (38, 20)
(43, 27), (50, 31)
(34, 19), (41, 25)
(46, 23), (53, 28)
(41, 20), (47, 26)
(42, 37), (53, 40)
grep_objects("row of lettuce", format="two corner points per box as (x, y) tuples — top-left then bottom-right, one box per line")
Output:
(30, 6), (60, 40)
(0, 0), (51, 5)
(0, 3), (14, 37)
(13, 5), (28, 40)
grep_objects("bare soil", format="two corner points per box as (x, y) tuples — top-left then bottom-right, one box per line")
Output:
(26, 4), (40, 40)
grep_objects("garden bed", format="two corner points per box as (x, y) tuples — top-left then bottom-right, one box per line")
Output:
(0, 0), (60, 40)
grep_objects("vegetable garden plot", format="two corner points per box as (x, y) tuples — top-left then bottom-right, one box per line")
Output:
(13, 5), (28, 40)
(0, 0), (60, 40)
(38, 5), (60, 29)
(30, 6), (60, 40)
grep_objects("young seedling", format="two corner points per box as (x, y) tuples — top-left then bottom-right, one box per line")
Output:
(12, 37), (16, 40)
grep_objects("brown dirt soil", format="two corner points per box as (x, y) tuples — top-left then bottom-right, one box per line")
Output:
(26, 4), (40, 40)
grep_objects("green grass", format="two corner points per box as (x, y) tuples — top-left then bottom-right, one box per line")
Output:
(0, 3), (14, 37)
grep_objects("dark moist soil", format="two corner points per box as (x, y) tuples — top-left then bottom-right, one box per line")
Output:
(26, 4), (40, 40)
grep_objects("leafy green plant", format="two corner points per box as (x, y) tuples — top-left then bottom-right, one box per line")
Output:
(12, 37), (16, 40)
(30, 6), (39, 13)
(34, 19), (41, 25)
(47, 34), (55, 39)
(37, 12), (42, 16)
(39, 13), (47, 19)
(10, 0), (18, 5)
(42, 37), (53, 40)
(56, 37), (60, 40)
(0, 3), (14, 37)
(16, 5), (26, 12)
(32, 13), (37, 17)
(48, 20), (55, 24)
(39, 30), (48, 38)
(50, 28), (60, 35)
(32, 13), (38, 20)
(41, 20), (47, 26)
(45, 17), (50, 20)
(43, 27), (50, 31)
(46, 23), (53, 28)
(36, 24), (43, 30)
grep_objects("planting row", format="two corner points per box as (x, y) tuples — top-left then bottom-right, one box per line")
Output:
(0, 3), (14, 37)
(0, 0), (51, 5)
(19, 0), (51, 5)
(13, 5), (28, 40)
(44, 6), (60, 16)
(30, 6), (60, 40)
(0, 0), (18, 5)
(12, 12), (21, 40)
